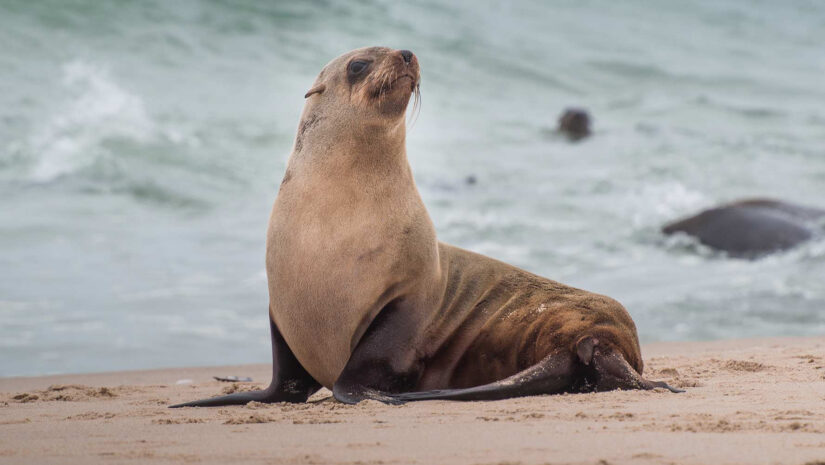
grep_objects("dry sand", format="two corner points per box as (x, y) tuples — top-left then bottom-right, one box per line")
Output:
(1, 337), (824, 465)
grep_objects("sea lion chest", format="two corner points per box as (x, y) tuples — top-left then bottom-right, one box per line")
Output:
(265, 169), (435, 388)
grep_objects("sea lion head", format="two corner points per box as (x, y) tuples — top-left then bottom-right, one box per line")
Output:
(558, 108), (591, 141)
(301, 47), (420, 130)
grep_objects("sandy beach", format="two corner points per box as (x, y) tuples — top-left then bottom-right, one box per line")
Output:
(1, 336), (824, 465)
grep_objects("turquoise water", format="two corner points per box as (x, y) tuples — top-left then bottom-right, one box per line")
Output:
(1, 1), (824, 376)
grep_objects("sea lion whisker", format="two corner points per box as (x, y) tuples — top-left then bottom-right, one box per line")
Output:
(409, 84), (421, 127)
(379, 69), (394, 100)
(378, 73), (389, 102)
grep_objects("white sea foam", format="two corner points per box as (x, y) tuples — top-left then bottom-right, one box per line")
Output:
(28, 61), (156, 182)
(624, 182), (710, 228)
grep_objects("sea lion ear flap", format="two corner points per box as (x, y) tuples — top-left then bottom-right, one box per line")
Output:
(304, 84), (326, 99)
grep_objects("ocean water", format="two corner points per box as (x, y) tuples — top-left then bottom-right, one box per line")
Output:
(1, 0), (824, 377)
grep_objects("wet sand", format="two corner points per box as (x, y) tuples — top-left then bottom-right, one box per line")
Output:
(1, 337), (824, 465)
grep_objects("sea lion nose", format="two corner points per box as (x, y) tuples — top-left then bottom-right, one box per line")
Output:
(400, 50), (413, 64)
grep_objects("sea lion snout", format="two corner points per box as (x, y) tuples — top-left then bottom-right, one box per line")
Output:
(336, 47), (419, 115)
(392, 49), (419, 86)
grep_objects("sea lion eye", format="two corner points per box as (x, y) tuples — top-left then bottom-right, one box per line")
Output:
(349, 60), (368, 75)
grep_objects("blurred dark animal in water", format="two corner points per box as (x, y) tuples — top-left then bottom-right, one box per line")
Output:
(662, 199), (825, 259)
(558, 108), (591, 141)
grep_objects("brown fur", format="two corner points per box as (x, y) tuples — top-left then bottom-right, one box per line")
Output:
(267, 47), (645, 392)
(416, 244), (642, 390)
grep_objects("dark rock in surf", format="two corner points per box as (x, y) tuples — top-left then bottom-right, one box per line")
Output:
(662, 198), (825, 259)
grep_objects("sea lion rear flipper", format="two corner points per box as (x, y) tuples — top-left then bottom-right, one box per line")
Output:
(386, 351), (576, 402)
(591, 349), (684, 394)
(169, 314), (321, 408)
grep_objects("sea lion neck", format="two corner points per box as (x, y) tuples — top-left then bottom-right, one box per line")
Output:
(349, 119), (407, 163)
(288, 116), (410, 179)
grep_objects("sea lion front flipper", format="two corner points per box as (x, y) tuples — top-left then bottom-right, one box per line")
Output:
(388, 351), (576, 402)
(169, 313), (321, 408)
(332, 299), (422, 405)
(591, 349), (684, 394)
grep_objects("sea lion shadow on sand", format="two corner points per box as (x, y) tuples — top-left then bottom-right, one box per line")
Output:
(170, 47), (680, 409)
(662, 198), (825, 259)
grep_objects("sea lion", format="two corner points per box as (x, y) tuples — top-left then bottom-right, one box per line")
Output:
(663, 198), (825, 259)
(558, 108), (591, 141)
(170, 47), (679, 408)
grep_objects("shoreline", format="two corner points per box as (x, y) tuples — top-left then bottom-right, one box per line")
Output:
(2, 336), (824, 464)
